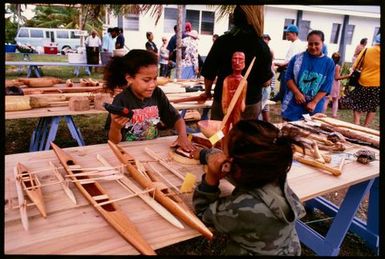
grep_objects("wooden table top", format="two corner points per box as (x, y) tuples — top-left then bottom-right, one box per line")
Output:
(4, 131), (379, 255)
(5, 102), (212, 120)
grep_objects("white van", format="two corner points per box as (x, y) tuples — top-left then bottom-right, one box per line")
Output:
(15, 27), (88, 52)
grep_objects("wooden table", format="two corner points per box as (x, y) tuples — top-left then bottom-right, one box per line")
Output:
(5, 97), (212, 152)
(6, 61), (105, 77)
(4, 131), (379, 255)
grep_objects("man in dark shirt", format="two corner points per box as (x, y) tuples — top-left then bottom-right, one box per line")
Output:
(167, 25), (178, 64)
(200, 6), (273, 120)
(115, 27), (125, 49)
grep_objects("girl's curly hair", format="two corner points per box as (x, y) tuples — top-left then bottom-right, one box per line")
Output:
(103, 49), (158, 91)
(226, 120), (305, 189)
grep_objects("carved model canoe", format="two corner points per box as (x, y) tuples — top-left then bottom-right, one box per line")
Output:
(107, 140), (213, 240)
(50, 142), (156, 255)
(16, 162), (47, 218)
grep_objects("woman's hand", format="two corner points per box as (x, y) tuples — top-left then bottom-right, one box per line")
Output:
(305, 100), (317, 112)
(294, 92), (306, 104)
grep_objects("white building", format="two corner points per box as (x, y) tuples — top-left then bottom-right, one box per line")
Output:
(107, 4), (380, 63)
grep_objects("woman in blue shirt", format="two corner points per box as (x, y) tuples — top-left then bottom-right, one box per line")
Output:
(281, 30), (335, 121)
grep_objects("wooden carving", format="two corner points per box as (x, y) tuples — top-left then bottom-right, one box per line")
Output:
(221, 51), (247, 135)
(15, 162), (47, 218)
(50, 142), (156, 255)
(107, 140), (213, 240)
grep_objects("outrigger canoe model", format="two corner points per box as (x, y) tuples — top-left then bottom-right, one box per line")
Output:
(107, 140), (213, 240)
(50, 142), (156, 255)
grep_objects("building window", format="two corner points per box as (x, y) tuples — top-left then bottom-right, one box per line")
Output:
(372, 27), (380, 43)
(124, 14), (139, 31)
(164, 7), (178, 33)
(298, 20), (311, 41)
(186, 9), (200, 32)
(70, 31), (80, 39)
(30, 29), (44, 38)
(201, 11), (215, 35)
(345, 24), (355, 45)
(282, 18), (295, 40)
(330, 23), (341, 44)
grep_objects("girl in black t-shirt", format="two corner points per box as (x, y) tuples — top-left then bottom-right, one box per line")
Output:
(103, 49), (194, 152)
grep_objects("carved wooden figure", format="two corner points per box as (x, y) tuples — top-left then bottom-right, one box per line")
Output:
(221, 51), (247, 134)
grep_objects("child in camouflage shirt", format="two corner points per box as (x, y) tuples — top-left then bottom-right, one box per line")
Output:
(192, 120), (306, 255)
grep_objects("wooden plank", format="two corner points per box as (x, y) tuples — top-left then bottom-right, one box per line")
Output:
(22, 84), (103, 95)
(5, 101), (210, 120)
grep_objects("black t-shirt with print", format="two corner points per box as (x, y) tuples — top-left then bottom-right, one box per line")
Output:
(201, 27), (273, 105)
(105, 87), (181, 141)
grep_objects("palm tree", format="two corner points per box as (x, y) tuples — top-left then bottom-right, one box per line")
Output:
(26, 6), (79, 28)
(5, 4), (28, 29)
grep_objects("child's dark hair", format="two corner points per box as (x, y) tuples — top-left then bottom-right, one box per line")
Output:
(307, 30), (325, 42)
(226, 120), (303, 189)
(331, 52), (341, 64)
(103, 49), (158, 91)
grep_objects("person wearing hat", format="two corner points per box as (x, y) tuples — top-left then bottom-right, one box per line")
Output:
(341, 33), (380, 127)
(271, 24), (305, 103)
(181, 29), (199, 79)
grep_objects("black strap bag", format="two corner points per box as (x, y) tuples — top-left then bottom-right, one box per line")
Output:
(348, 48), (367, 87)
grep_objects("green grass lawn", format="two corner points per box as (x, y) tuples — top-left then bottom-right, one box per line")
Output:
(5, 53), (105, 80)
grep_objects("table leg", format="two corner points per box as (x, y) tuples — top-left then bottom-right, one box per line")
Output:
(27, 66), (32, 78)
(29, 118), (45, 152)
(348, 177), (379, 254)
(33, 66), (41, 77)
(64, 115), (86, 146)
(37, 118), (51, 151)
(296, 179), (375, 256)
(43, 117), (61, 150)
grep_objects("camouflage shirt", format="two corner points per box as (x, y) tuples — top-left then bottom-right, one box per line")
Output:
(193, 175), (306, 256)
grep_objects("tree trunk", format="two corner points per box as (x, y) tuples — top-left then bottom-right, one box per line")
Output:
(176, 5), (185, 79)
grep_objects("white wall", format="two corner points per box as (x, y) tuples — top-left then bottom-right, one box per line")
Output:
(107, 5), (229, 57)
(106, 5), (379, 62)
(345, 16), (380, 62)
(264, 6), (298, 61)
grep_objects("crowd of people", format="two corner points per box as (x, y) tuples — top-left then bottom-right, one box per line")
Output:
(100, 5), (379, 255)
